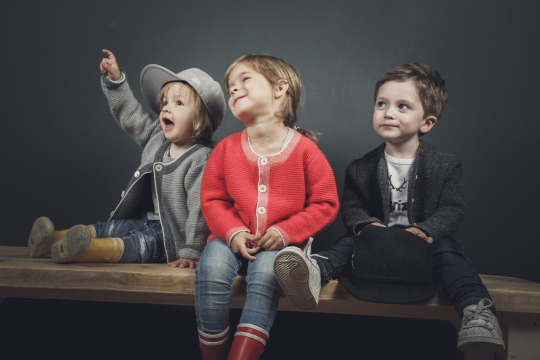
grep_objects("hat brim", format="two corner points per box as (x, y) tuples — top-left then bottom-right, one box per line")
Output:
(341, 225), (442, 304)
(340, 272), (441, 304)
(140, 64), (188, 115)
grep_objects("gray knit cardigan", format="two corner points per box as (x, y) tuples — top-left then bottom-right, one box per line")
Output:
(341, 141), (466, 244)
(101, 74), (211, 262)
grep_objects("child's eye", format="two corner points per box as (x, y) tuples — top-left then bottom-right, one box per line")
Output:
(376, 101), (387, 108)
(242, 76), (251, 82)
(176, 101), (183, 106)
(398, 104), (410, 110)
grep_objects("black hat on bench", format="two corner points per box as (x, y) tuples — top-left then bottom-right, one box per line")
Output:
(340, 225), (441, 304)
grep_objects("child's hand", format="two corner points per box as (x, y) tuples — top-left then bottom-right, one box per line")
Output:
(231, 232), (261, 261)
(405, 227), (433, 244)
(168, 258), (198, 269)
(257, 229), (283, 251)
(100, 49), (121, 80)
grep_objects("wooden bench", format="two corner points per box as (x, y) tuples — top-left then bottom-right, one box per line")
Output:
(1, 245), (539, 360)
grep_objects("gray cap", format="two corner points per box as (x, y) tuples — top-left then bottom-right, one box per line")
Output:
(140, 64), (225, 130)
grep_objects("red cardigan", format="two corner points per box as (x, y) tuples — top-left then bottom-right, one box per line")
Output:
(201, 129), (339, 248)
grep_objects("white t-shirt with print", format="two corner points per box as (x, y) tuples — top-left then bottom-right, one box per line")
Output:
(385, 152), (415, 227)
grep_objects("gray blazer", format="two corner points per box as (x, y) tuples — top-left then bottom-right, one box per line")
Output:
(341, 141), (466, 244)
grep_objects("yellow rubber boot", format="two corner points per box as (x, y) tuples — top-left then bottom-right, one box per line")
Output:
(51, 224), (124, 263)
(28, 217), (69, 258)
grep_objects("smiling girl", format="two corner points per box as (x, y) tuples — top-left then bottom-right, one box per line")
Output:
(194, 54), (339, 360)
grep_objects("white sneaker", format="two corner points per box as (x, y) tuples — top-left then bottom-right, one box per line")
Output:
(457, 298), (505, 351)
(273, 245), (321, 310)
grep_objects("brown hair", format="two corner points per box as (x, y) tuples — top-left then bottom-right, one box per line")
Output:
(224, 54), (320, 142)
(158, 82), (216, 147)
(374, 62), (448, 120)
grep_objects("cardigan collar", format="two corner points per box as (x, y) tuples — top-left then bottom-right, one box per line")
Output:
(146, 141), (205, 173)
(240, 128), (302, 165)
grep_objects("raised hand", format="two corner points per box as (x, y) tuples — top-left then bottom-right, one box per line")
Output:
(99, 49), (121, 80)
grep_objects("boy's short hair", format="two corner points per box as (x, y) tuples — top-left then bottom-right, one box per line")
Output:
(158, 82), (215, 146)
(374, 62), (448, 120)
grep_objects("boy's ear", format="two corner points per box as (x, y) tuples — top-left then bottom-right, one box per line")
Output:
(420, 115), (437, 134)
(274, 80), (289, 99)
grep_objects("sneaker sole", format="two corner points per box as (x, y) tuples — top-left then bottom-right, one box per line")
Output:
(28, 217), (54, 258)
(51, 225), (91, 263)
(458, 337), (505, 352)
(273, 247), (318, 310)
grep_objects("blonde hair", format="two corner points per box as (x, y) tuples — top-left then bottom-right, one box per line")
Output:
(158, 82), (216, 146)
(224, 54), (320, 142)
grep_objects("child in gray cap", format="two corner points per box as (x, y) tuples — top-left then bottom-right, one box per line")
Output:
(28, 49), (225, 268)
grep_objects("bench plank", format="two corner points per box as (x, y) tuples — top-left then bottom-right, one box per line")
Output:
(2, 245), (540, 360)
(2, 246), (539, 317)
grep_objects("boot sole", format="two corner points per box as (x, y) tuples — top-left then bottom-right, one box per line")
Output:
(28, 217), (54, 258)
(51, 225), (91, 263)
(273, 247), (318, 310)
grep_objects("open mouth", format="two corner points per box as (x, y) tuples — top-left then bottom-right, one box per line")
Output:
(162, 118), (174, 131)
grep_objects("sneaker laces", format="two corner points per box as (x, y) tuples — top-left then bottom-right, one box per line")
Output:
(462, 299), (496, 330)
(304, 237), (314, 255)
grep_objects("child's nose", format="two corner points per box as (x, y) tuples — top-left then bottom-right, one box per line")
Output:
(384, 107), (396, 118)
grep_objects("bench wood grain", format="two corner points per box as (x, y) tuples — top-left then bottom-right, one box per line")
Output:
(1, 246), (539, 360)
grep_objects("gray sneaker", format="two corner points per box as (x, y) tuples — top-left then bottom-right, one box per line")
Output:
(457, 298), (505, 351)
(273, 245), (321, 310)
(28, 217), (55, 258)
(51, 224), (92, 263)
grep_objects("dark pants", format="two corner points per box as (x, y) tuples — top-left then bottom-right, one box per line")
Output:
(313, 234), (494, 317)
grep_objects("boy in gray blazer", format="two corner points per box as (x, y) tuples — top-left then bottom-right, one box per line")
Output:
(274, 62), (504, 352)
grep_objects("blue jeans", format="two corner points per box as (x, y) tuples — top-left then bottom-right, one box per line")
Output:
(92, 215), (167, 263)
(315, 234), (494, 317)
(195, 238), (281, 335)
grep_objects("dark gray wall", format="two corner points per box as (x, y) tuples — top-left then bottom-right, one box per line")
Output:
(2, 0), (539, 288)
